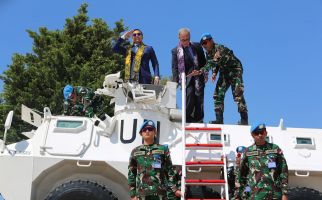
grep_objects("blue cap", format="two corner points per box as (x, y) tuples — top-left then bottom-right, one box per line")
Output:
(63, 84), (73, 100)
(200, 33), (212, 43)
(250, 123), (266, 133)
(139, 120), (156, 133)
(236, 146), (246, 153)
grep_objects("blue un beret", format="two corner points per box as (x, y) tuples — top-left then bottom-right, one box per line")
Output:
(139, 120), (156, 133)
(63, 84), (73, 100)
(236, 146), (246, 153)
(200, 33), (213, 43)
(250, 123), (266, 133)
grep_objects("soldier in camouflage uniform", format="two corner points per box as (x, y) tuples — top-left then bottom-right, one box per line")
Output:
(235, 123), (288, 200)
(200, 33), (248, 125)
(233, 146), (250, 199)
(63, 84), (105, 119)
(128, 120), (182, 200)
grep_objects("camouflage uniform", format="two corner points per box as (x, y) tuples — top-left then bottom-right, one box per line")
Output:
(233, 164), (250, 199)
(203, 44), (247, 114)
(63, 86), (104, 118)
(128, 144), (178, 199)
(234, 142), (288, 200)
(166, 167), (181, 200)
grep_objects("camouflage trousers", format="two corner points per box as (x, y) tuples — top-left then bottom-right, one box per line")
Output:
(213, 70), (247, 113)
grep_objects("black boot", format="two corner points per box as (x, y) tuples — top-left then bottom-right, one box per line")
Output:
(209, 111), (223, 124)
(238, 112), (248, 125)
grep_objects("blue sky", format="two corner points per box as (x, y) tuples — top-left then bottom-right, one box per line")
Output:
(1, 0), (322, 129)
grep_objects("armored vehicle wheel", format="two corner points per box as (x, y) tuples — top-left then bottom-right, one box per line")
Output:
(288, 187), (322, 200)
(45, 180), (118, 200)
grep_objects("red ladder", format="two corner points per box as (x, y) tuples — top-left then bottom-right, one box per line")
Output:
(181, 126), (229, 200)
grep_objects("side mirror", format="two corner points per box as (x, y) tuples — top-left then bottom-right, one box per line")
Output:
(5, 111), (13, 130)
(1, 111), (13, 153)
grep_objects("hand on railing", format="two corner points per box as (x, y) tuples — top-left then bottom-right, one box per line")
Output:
(186, 70), (202, 77)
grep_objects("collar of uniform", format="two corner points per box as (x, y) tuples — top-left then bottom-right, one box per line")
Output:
(139, 143), (157, 150)
(254, 142), (269, 150)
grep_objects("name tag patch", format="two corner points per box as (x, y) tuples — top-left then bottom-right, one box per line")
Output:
(246, 151), (259, 156)
(152, 150), (164, 155)
(265, 149), (277, 154)
(134, 151), (145, 156)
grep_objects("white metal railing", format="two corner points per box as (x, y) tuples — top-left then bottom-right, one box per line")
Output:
(180, 72), (186, 200)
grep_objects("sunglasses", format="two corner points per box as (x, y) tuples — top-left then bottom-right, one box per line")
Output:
(202, 40), (209, 46)
(142, 127), (155, 132)
(132, 33), (142, 37)
(68, 92), (76, 100)
(252, 129), (266, 136)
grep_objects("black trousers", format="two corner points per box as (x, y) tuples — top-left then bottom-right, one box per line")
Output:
(186, 83), (204, 123)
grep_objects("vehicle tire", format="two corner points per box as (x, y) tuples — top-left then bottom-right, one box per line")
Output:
(288, 187), (322, 200)
(45, 180), (118, 200)
(186, 186), (221, 198)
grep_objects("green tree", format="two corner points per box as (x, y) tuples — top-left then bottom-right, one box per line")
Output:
(0, 3), (126, 143)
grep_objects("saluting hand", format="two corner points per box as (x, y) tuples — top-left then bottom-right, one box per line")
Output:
(122, 30), (134, 39)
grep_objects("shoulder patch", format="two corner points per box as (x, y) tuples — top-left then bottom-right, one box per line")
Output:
(246, 151), (259, 156)
(134, 151), (145, 156)
(265, 149), (278, 154)
(152, 150), (164, 154)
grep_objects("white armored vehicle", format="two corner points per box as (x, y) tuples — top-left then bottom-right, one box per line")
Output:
(0, 72), (322, 200)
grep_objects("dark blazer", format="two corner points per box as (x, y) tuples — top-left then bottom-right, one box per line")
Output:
(112, 38), (159, 84)
(171, 42), (206, 86)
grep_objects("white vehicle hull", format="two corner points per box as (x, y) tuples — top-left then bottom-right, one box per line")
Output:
(0, 76), (321, 199)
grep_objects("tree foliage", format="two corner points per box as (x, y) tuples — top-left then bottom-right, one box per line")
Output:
(0, 3), (126, 143)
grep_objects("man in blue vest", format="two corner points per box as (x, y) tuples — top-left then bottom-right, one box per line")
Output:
(113, 29), (160, 84)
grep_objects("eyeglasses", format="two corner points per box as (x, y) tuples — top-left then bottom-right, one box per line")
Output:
(132, 33), (142, 37)
(142, 127), (155, 132)
(202, 40), (209, 46)
(180, 38), (190, 42)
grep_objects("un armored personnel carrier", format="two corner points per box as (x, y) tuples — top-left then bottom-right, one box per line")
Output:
(0, 72), (321, 200)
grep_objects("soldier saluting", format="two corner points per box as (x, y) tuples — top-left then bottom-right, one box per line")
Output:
(235, 123), (288, 200)
(128, 120), (181, 200)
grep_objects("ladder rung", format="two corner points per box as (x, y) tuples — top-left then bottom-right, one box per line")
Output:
(186, 144), (223, 149)
(185, 179), (226, 185)
(185, 127), (222, 131)
(186, 161), (224, 166)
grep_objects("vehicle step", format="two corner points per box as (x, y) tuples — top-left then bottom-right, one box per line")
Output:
(186, 161), (224, 166)
(185, 179), (226, 185)
(185, 144), (223, 149)
(185, 127), (222, 131)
